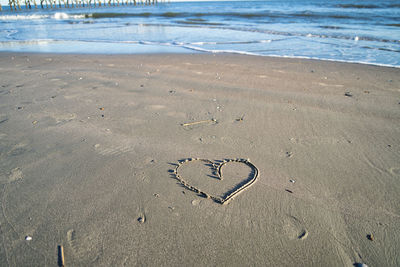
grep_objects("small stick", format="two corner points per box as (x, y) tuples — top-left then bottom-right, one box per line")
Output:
(58, 245), (65, 267)
(181, 119), (216, 127)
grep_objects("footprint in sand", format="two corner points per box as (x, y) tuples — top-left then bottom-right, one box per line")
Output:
(191, 199), (201, 206)
(52, 113), (76, 124)
(94, 143), (135, 156)
(67, 229), (82, 257)
(146, 104), (166, 111)
(8, 168), (23, 183)
(67, 229), (77, 246)
(282, 216), (308, 240)
(289, 136), (345, 146)
(195, 135), (217, 144)
(7, 143), (29, 157)
(67, 229), (102, 261)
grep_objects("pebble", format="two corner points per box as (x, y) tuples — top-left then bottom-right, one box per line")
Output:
(298, 230), (308, 240)
(344, 92), (353, 97)
(367, 233), (374, 241)
(25, 236), (32, 241)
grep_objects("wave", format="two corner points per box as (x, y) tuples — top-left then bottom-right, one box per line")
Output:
(0, 12), (85, 20)
(172, 45), (400, 68)
(81, 11), (371, 21)
(319, 25), (344, 30)
(293, 12), (353, 19)
(139, 22), (398, 45)
(0, 38), (272, 48)
(175, 20), (224, 26)
(361, 46), (400, 53)
(337, 3), (400, 9)
(336, 4), (380, 9)
(2, 38), (396, 53)
(0, 14), (49, 20)
(0, 10), (389, 22)
(88, 11), (187, 18)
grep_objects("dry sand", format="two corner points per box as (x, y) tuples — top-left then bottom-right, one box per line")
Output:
(0, 53), (399, 266)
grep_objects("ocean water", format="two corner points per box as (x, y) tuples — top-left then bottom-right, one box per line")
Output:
(0, 0), (399, 67)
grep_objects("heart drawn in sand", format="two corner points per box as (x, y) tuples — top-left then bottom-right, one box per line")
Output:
(172, 158), (259, 205)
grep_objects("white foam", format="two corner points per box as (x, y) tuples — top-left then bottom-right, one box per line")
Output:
(181, 45), (259, 56)
(54, 12), (69, 20)
(0, 13), (85, 21)
(173, 43), (400, 68)
(0, 14), (49, 20)
(191, 41), (217, 45)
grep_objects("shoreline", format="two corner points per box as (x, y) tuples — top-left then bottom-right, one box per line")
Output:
(1, 51), (399, 69)
(0, 52), (399, 266)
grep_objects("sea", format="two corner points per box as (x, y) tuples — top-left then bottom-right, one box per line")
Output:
(0, 0), (399, 67)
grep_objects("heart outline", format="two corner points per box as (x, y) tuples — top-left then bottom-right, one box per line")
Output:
(173, 158), (259, 205)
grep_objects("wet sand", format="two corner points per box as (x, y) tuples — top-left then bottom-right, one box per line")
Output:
(0, 53), (399, 266)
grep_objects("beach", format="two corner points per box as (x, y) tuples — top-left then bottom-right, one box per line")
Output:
(0, 53), (399, 266)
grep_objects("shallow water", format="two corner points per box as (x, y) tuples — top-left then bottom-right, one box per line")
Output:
(0, 0), (399, 67)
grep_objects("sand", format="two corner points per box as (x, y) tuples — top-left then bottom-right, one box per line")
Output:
(0, 53), (399, 266)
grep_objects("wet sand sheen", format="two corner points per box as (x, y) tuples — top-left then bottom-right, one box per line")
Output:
(0, 53), (399, 266)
